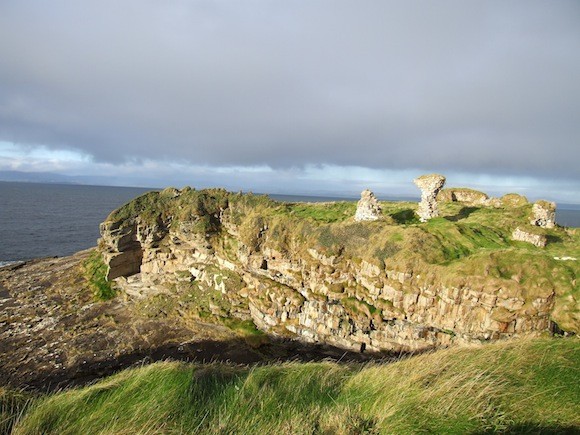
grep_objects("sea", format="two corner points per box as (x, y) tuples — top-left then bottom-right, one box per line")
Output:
(1, 181), (579, 264)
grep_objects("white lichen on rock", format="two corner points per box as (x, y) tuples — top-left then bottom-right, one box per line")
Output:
(530, 200), (556, 228)
(414, 174), (446, 222)
(354, 189), (382, 222)
(512, 227), (547, 248)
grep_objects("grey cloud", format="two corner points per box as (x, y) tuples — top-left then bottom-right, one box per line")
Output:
(0, 0), (579, 179)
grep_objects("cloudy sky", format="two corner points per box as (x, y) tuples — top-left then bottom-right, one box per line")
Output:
(1, 1), (579, 202)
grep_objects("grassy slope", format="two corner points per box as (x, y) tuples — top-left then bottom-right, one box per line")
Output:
(5, 337), (579, 434)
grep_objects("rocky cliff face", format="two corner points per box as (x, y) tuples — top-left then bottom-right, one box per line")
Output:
(98, 188), (578, 353)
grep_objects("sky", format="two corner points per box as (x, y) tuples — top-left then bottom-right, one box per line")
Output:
(0, 1), (579, 202)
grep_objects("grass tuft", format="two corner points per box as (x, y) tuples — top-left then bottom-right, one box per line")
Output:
(83, 250), (116, 300)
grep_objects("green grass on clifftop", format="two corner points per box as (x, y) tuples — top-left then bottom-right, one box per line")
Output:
(6, 337), (579, 434)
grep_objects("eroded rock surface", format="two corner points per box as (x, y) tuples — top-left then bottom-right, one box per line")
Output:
(354, 189), (382, 222)
(530, 200), (556, 229)
(414, 174), (446, 222)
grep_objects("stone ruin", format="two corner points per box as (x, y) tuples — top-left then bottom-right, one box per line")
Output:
(355, 189), (382, 221)
(512, 227), (547, 248)
(530, 200), (556, 228)
(413, 174), (446, 222)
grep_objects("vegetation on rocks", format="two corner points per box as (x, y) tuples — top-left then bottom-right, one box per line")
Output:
(501, 193), (529, 207)
(5, 337), (579, 434)
(83, 250), (116, 300)
(100, 187), (579, 342)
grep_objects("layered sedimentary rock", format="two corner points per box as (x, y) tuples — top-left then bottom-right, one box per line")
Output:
(97, 188), (569, 353)
(512, 227), (547, 248)
(530, 201), (556, 229)
(99, 220), (143, 279)
(354, 189), (381, 222)
(414, 174), (446, 222)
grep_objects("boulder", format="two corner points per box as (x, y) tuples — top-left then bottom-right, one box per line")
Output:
(354, 189), (382, 222)
(414, 174), (446, 222)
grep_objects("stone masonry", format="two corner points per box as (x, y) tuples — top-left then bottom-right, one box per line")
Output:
(414, 174), (446, 222)
(530, 201), (556, 229)
(354, 189), (382, 221)
(512, 227), (547, 248)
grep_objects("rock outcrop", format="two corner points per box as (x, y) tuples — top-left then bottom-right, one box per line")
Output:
(438, 188), (489, 206)
(354, 189), (381, 222)
(530, 200), (556, 229)
(96, 187), (572, 354)
(414, 174), (446, 222)
(512, 227), (547, 248)
(501, 193), (528, 208)
(99, 220), (143, 280)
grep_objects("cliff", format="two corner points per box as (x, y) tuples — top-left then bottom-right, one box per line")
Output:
(98, 187), (579, 353)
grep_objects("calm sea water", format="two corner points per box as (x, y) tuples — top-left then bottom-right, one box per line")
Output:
(0, 182), (151, 262)
(0, 182), (578, 263)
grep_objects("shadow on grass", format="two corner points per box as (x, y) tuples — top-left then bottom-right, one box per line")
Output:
(391, 209), (419, 225)
(445, 206), (478, 222)
(546, 234), (563, 244)
(14, 336), (412, 393)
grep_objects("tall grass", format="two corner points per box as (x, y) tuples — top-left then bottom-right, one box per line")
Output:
(0, 388), (32, 435)
(9, 337), (579, 434)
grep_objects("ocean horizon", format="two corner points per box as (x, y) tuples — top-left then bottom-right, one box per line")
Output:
(1, 181), (579, 263)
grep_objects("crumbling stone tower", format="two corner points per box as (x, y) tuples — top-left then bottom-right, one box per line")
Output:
(355, 189), (382, 221)
(414, 174), (446, 222)
(530, 200), (556, 228)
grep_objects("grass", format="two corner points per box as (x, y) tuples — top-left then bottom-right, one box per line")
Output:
(221, 318), (269, 347)
(0, 388), (32, 435)
(275, 201), (356, 224)
(6, 337), (579, 434)
(107, 187), (231, 232)
(83, 250), (116, 300)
